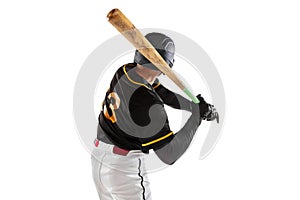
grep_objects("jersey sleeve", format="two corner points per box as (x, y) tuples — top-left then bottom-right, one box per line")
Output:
(154, 102), (201, 165)
(152, 80), (192, 112)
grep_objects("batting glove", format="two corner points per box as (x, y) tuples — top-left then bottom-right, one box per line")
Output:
(196, 94), (219, 123)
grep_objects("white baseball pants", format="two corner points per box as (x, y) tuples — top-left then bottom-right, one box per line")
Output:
(91, 141), (152, 200)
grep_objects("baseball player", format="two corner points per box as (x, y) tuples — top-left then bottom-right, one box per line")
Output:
(91, 32), (219, 200)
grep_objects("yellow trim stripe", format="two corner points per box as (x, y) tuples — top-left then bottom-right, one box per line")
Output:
(123, 66), (150, 90)
(142, 132), (174, 147)
(153, 82), (161, 89)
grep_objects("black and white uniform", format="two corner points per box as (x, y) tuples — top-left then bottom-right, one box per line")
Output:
(92, 63), (201, 200)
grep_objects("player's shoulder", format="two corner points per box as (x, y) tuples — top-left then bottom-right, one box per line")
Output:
(113, 63), (137, 83)
(116, 63), (136, 75)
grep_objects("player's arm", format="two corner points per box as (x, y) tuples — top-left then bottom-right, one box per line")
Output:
(154, 102), (200, 165)
(154, 94), (219, 165)
(152, 80), (192, 111)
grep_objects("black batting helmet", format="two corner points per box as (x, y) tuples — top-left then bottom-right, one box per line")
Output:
(134, 32), (175, 71)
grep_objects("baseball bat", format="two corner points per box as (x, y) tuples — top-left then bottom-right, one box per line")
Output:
(107, 8), (200, 103)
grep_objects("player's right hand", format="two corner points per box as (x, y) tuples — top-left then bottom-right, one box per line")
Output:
(196, 94), (219, 123)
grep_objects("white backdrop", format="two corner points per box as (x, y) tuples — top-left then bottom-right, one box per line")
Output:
(1, 0), (299, 199)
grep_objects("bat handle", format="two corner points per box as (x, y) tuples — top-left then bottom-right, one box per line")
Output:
(183, 88), (200, 103)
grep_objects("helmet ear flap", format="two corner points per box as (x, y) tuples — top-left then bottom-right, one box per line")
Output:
(133, 50), (158, 70)
(134, 51), (174, 70)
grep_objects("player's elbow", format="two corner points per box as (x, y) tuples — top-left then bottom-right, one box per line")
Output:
(160, 157), (176, 165)
(165, 160), (176, 165)
(155, 150), (178, 165)
(160, 159), (176, 165)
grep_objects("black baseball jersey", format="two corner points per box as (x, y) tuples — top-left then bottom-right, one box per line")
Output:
(98, 63), (192, 153)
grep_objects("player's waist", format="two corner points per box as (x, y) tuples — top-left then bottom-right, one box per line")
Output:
(98, 113), (174, 153)
(94, 139), (142, 157)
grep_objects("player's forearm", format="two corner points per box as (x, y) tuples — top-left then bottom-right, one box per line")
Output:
(154, 110), (200, 165)
(155, 84), (192, 111)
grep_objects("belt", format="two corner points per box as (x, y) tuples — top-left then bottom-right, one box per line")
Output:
(94, 139), (130, 156)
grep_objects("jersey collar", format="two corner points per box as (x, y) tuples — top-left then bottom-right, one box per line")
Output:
(123, 64), (152, 90)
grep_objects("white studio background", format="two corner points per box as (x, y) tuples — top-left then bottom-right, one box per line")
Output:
(0, 0), (299, 200)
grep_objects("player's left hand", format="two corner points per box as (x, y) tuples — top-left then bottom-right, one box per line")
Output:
(202, 104), (219, 123)
(196, 94), (219, 123)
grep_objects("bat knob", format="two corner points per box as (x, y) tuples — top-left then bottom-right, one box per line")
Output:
(107, 8), (119, 19)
